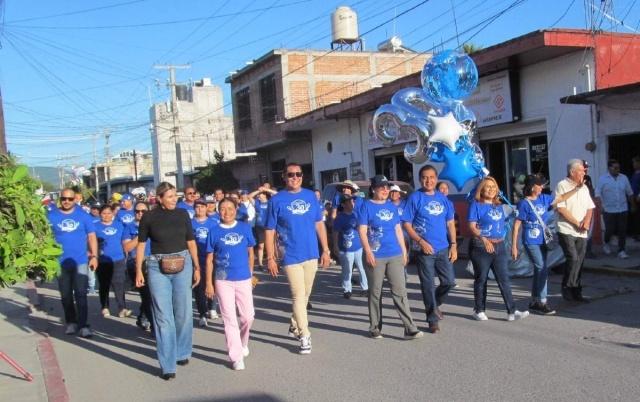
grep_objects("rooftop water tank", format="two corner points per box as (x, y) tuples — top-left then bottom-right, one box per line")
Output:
(331, 6), (359, 44)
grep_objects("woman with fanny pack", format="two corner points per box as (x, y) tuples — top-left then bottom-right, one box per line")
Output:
(468, 177), (529, 322)
(511, 174), (582, 315)
(134, 182), (201, 381)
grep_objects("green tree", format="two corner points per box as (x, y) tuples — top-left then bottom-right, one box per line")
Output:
(194, 151), (239, 194)
(0, 155), (62, 287)
(462, 43), (483, 54)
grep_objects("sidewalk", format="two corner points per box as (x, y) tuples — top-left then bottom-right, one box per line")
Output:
(583, 237), (640, 276)
(0, 281), (68, 402)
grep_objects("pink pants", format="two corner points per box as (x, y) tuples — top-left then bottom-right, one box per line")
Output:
(215, 278), (255, 363)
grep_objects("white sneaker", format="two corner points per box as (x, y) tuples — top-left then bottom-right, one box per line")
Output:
(508, 310), (530, 321)
(618, 250), (629, 259)
(65, 323), (77, 335)
(299, 336), (312, 355)
(207, 309), (219, 320)
(79, 327), (93, 338)
(242, 346), (250, 357)
(232, 359), (245, 371)
(199, 317), (208, 327)
(472, 311), (488, 321)
(603, 243), (612, 255)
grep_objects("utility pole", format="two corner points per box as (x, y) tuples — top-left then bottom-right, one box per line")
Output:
(104, 128), (111, 201)
(92, 133), (100, 198)
(153, 64), (190, 189)
(132, 149), (138, 183)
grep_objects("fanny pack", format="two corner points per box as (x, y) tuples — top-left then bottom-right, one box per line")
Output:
(159, 255), (185, 275)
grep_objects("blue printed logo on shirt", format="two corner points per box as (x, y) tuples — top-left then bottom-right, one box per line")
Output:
(58, 219), (80, 232)
(287, 199), (311, 215)
(375, 209), (394, 221)
(488, 209), (503, 221)
(195, 226), (209, 240)
(102, 226), (118, 236)
(222, 232), (243, 246)
(121, 214), (134, 224)
(425, 201), (445, 215)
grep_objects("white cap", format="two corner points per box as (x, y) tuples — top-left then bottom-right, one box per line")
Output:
(390, 184), (405, 194)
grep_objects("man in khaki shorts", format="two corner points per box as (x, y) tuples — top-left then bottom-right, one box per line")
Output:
(265, 162), (330, 354)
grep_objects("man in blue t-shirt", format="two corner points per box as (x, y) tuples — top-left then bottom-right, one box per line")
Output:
(177, 186), (197, 219)
(48, 188), (98, 338)
(264, 162), (330, 355)
(116, 193), (136, 226)
(402, 165), (457, 333)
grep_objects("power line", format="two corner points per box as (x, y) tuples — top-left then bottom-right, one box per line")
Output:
(5, 0), (149, 24)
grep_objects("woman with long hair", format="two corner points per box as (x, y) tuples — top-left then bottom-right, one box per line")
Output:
(468, 177), (529, 322)
(135, 182), (201, 380)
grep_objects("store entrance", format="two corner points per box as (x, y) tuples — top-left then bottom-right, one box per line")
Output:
(608, 132), (640, 178)
(374, 153), (413, 184)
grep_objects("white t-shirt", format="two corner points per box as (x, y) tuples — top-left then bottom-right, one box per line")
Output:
(555, 178), (595, 238)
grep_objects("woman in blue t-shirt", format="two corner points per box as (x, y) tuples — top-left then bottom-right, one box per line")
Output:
(468, 177), (529, 322)
(205, 198), (256, 371)
(357, 175), (422, 340)
(333, 194), (368, 298)
(248, 185), (277, 271)
(512, 174), (582, 315)
(95, 205), (130, 318)
(192, 199), (219, 327)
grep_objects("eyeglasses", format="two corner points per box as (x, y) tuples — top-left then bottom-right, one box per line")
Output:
(60, 197), (74, 202)
(286, 172), (303, 178)
(135, 210), (147, 213)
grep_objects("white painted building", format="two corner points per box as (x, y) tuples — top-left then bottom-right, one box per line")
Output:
(150, 78), (235, 187)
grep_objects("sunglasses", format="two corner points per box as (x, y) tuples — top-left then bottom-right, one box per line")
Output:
(286, 172), (303, 178)
(135, 210), (147, 213)
(186, 192), (196, 195)
(60, 197), (75, 202)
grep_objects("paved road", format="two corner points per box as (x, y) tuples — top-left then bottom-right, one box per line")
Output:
(34, 262), (640, 402)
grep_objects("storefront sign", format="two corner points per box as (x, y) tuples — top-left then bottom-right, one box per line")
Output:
(465, 71), (514, 128)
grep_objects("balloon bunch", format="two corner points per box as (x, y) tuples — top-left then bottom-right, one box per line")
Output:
(373, 49), (489, 190)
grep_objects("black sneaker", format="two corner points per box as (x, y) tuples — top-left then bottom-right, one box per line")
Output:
(529, 301), (543, 313)
(404, 329), (424, 339)
(538, 303), (556, 315)
(343, 291), (352, 299)
(370, 329), (383, 339)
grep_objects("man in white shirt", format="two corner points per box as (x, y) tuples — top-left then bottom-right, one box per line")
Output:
(595, 159), (636, 259)
(556, 159), (595, 302)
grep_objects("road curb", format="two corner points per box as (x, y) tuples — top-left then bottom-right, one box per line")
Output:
(583, 266), (640, 277)
(26, 280), (70, 402)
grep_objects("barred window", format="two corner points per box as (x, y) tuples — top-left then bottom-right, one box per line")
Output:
(260, 74), (277, 123)
(235, 87), (251, 129)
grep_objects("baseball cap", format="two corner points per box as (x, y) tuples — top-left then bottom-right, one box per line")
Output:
(194, 198), (207, 206)
(205, 195), (215, 203)
(370, 175), (390, 188)
(121, 193), (134, 201)
(389, 184), (406, 194)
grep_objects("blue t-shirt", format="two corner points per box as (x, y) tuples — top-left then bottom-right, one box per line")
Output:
(122, 221), (150, 258)
(192, 217), (214, 258)
(254, 199), (269, 228)
(206, 221), (256, 281)
(265, 188), (323, 266)
(332, 193), (364, 217)
(467, 201), (508, 240)
(516, 194), (553, 245)
(358, 200), (402, 258)
(177, 201), (195, 219)
(95, 220), (126, 262)
(116, 208), (135, 226)
(237, 203), (249, 223)
(402, 191), (454, 253)
(48, 207), (96, 268)
(333, 211), (362, 252)
(208, 213), (221, 226)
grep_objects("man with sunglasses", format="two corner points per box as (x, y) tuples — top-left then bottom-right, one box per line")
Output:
(177, 187), (197, 219)
(48, 188), (99, 338)
(265, 163), (331, 355)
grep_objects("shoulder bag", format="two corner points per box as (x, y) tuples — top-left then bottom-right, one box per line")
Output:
(525, 198), (558, 250)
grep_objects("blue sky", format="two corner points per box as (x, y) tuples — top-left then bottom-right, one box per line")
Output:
(1, 0), (638, 169)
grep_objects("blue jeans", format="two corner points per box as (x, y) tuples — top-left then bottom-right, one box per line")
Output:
(524, 244), (548, 302)
(87, 269), (96, 292)
(470, 240), (515, 314)
(57, 262), (90, 329)
(415, 248), (456, 323)
(338, 249), (368, 293)
(146, 250), (193, 374)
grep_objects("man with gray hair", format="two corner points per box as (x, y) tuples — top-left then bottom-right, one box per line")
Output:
(555, 158), (594, 302)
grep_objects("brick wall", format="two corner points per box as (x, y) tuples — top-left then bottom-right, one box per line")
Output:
(314, 81), (371, 107)
(313, 55), (371, 75)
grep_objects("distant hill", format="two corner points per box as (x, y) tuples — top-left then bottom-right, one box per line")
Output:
(29, 166), (60, 188)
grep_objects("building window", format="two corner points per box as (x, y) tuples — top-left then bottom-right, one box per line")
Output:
(260, 74), (277, 123)
(235, 87), (251, 129)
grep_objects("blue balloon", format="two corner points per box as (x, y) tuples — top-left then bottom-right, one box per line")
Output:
(437, 144), (483, 190)
(421, 50), (479, 104)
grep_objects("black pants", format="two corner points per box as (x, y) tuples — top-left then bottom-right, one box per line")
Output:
(559, 234), (586, 289)
(603, 211), (628, 252)
(126, 259), (153, 322)
(97, 259), (127, 311)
